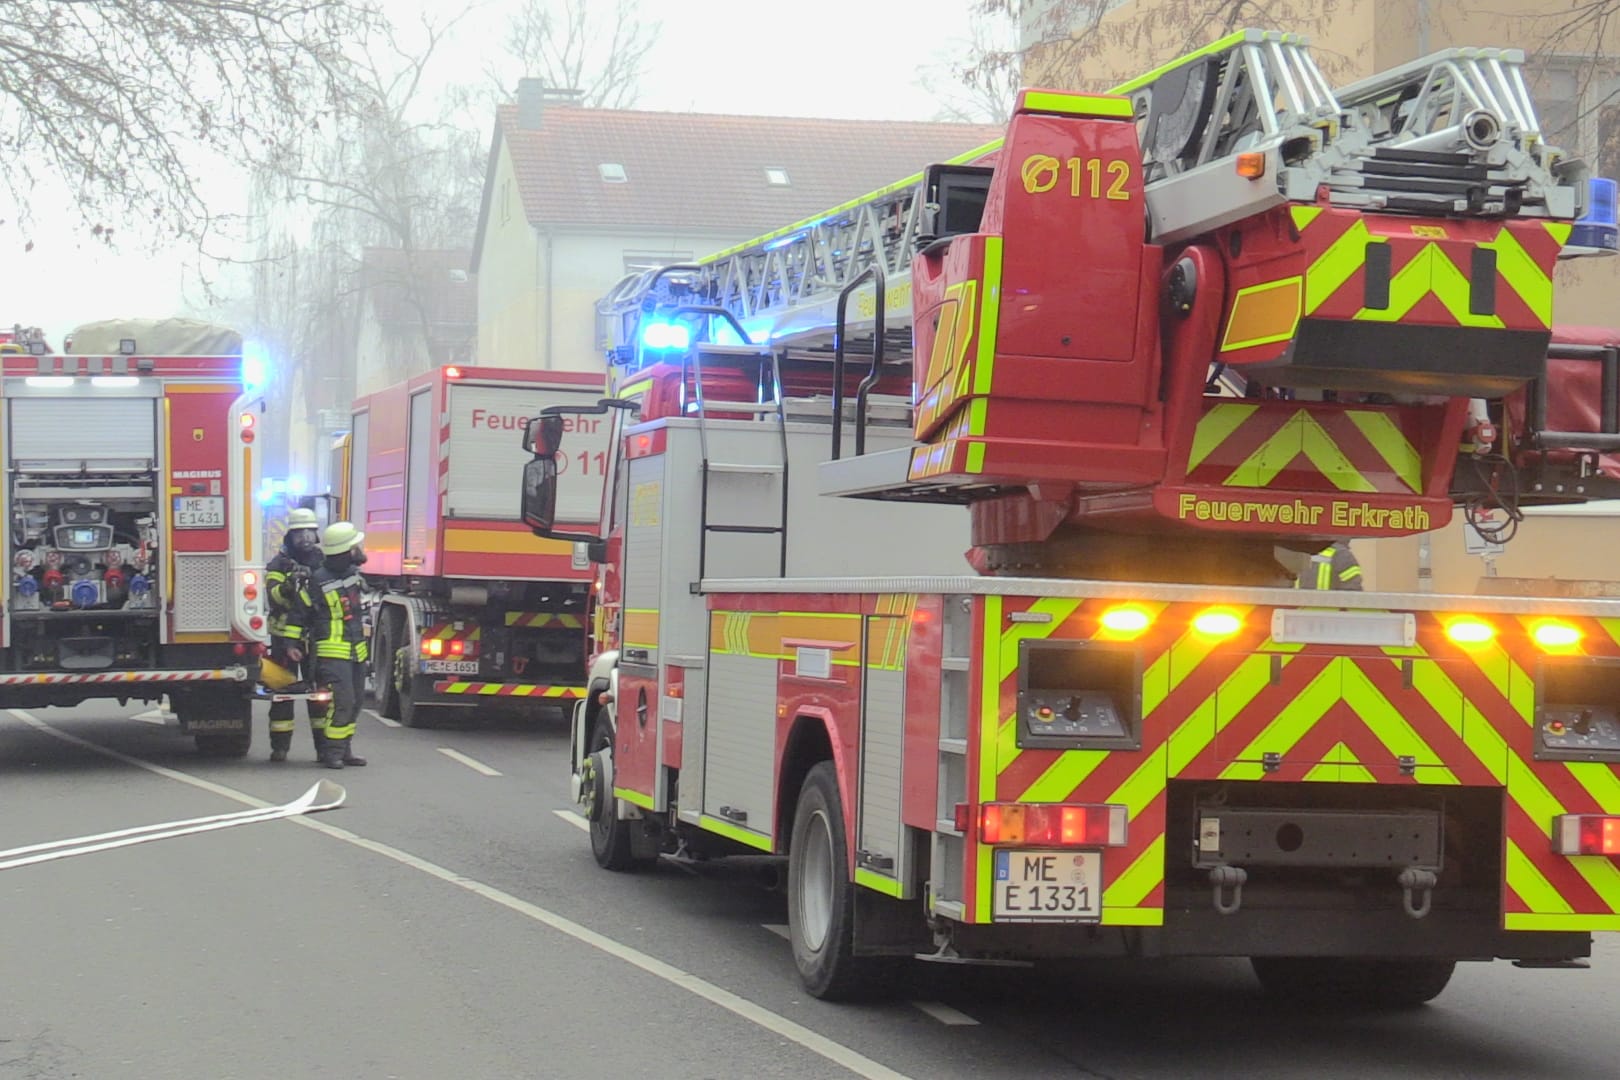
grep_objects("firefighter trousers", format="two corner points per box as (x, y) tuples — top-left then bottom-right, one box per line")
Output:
(268, 644), (323, 749)
(314, 656), (365, 744)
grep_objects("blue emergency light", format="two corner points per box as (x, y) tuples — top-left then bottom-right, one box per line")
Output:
(241, 344), (270, 394)
(1567, 177), (1618, 256)
(640, 319), (691, 352)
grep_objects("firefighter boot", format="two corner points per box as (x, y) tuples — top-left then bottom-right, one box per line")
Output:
(269, 730), (292, 763)
(321, 741), (346, 769)
(341, 739), (367, 767)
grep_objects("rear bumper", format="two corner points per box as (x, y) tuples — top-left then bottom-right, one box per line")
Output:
(428, 678), (587, 702)
(0, 666), (251, 687)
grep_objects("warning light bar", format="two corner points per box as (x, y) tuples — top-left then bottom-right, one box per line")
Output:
(972, 802), (1128, 847)
(1553, 814), (1620, 856)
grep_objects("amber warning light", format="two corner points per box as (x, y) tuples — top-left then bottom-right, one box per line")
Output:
(1554, 815), (1620, 856)
(971, 802), (1128, 847)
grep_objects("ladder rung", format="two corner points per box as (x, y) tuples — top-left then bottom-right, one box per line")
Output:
(708, 462), (783, 474)
(705, 524), (784, 535)
(939, 738), (967, 756)
(694, 400), (779, 413)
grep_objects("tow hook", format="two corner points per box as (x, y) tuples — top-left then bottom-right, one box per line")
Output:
(1399, 867), (1437, 919)
(1209, 864), (1247, 915)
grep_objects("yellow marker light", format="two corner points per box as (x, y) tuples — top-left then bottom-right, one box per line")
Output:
(1100, 606), (1152, 635)
(1235, 151), (1266, 179)
(1445, 619), (1495, 645)
(1192, 609), (1242, 637)
(1532, 621), (1583, 650)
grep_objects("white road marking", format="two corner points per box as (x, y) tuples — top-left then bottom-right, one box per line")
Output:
(552, 809), (591, 833)
(762, 923), (791, 940)
(364, 708), (401, 729)
(7, 708), (915, 1080)
(436, 747), (502, 776)
(911, 1001), (979, 1026)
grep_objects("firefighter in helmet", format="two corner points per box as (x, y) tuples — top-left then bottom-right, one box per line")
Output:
(1295, 539), (1364, 591)
(295, 521), (370, 769)
(264, 507), (324, 762)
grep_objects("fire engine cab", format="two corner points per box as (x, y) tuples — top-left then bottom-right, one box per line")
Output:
(523, 32), (1620, 1005)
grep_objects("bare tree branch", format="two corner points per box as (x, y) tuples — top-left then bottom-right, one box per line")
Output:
(0, 0), (384, 245)
(485, 0), (659, 108)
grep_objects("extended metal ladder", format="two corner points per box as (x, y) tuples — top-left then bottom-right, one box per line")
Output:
(684, 335), (791, 581)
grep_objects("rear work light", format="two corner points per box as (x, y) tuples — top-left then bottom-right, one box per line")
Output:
(1445, 618), (1495, 645)
(423, 638), (444, 657)
(1098, 605), (1152, 636)
(974, 802), (1128, 847)
(1532, 621), (1583, 650)
(1553, 814), (1620, 856)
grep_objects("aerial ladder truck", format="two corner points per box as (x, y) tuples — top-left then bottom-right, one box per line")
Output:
(522, 31), (1620, 1006)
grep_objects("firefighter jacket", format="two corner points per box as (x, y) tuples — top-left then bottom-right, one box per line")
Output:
(1296, 542), (1364, 591)
(265, 546), (317, 643)
(298, 559), (371, 663)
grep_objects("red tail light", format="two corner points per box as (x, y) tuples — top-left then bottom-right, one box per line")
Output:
(976, 802), (1127, 847)
(1554, 814), (1620, 855)
(423, 637), (444, 657)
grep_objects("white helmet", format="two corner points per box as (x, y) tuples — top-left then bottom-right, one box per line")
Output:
(320, 521), (365, 556)
(287, 508), (319, 529)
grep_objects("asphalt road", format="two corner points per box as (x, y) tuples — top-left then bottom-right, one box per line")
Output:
(2, 700), (1617, 1080)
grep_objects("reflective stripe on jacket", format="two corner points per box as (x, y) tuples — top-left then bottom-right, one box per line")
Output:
(265, 550), (307, 641)
(300, 567), (370, 662)
(1295, 544), (1363, 591)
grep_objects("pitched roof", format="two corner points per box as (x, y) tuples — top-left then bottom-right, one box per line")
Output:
(473, 104), (1003, 267)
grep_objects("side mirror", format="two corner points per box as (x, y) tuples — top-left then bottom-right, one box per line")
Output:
(585, 538), (608, 564)
(521, 455), (559, 532)
(523, 414), (565, 456)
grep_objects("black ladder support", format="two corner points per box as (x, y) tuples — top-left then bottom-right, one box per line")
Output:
(830, 262), (887, 461)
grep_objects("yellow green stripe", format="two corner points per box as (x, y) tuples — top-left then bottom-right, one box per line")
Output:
(1101, 834), (1164, 909)
(972, 236), (1003, 396)
(614, 786), (656, 811)
(698, 813), (774, 852)
(854, 868), (906, 897)
(1505, 912), (1620, 931)
(1021, 90), (1133, 118)
(1505, 840), (1574, 914)
(1187, 403), (1258, 473)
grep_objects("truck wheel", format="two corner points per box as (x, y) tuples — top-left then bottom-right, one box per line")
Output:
(1250, 957), (1456, 1009)
(195, 730), (252, 757)
(584, 724), (651, 871)
(788, 761), (895, 1000)
(397, 667), (442, 729)
(374, 618), (401, 718)
(185, 692), (252, 757)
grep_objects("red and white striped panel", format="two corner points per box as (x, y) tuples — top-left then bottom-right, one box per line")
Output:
(0, 667), (249, 686)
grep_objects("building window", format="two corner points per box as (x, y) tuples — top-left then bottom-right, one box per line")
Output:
(765, 167), (790, 186)
(623, 251), (694, 275)
(599, 162), (628, 183)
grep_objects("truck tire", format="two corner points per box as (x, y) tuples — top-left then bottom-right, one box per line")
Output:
(585, 723), (652, 871)
(195, 730), (252, 757)
(373, 616), (401, 719)
(788, 761), (897, 1000)
(1250, 956), (1456, 1009)
(184, 691), (252, 757)
(397, 664), (443, 729)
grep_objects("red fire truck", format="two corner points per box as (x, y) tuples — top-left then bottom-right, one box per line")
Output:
(523, 33), (1620, 1005)
(0, 319), (266, 754)
(342, 365), (609, 726)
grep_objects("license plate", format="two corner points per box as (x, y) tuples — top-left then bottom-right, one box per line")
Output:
(173, 496), (225, 529)
(992, 848), (1102, 921)
(423, 659), (478, 674)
